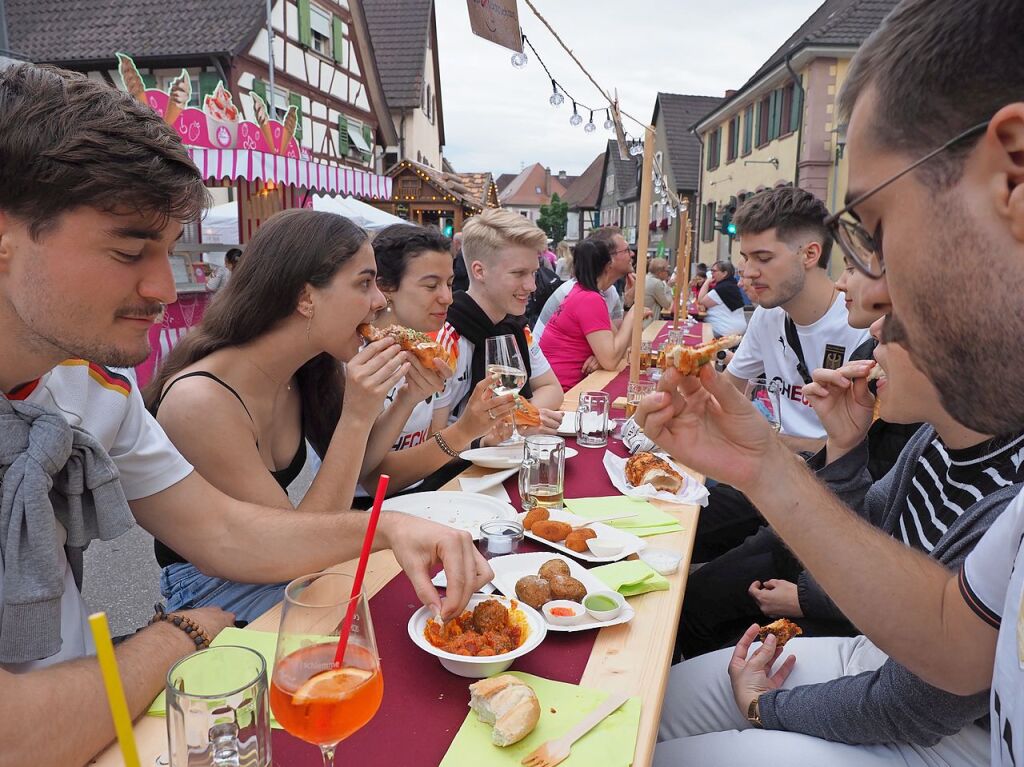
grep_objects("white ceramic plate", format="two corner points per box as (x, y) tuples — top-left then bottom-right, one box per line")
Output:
(407, 593), (547, 677)
(460, 445), (578, 469)
(488, 552), (635, 633)
(381, 491), (516, 540)
(557, 411), (577, 437)
(520, 508), (646, 563)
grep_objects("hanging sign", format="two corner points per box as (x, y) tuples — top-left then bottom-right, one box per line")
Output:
(115, 52), (302, 158)
(466, 0), (523, 53)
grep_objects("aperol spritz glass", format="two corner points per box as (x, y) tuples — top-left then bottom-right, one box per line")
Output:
(270, 572), (383, 767)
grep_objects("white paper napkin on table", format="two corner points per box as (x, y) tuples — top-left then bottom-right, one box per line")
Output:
(432, 569), (496, 594)
(459, 468), (517, 503)
(603, 451), (709, 506)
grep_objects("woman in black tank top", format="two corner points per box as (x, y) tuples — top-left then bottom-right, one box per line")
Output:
(142, 210), (442, 621)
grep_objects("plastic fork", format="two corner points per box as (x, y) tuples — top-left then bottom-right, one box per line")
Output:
(520, 691), (629, 767)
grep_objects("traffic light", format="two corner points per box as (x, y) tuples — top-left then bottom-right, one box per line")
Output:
(443, 223), (454, 238)
(715, 197), (738, 237)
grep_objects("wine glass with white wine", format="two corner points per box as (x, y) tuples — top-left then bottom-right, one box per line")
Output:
(485, 334), (528, 444)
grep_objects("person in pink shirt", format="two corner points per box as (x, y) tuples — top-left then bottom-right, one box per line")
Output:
(539, 237), (643, 390)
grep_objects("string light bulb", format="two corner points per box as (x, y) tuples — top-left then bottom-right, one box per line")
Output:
(584, 111), (596, 133)
(549, 79), (564, 107)
(604, 109), (614, 131)
(511, 50), (528, 69)
(569, 102), (583, 127)
(629, 140), (644, 156)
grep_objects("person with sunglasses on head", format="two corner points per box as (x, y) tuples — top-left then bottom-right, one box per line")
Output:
(639, 1), (1024, 763)
(687, 188), (871, 565)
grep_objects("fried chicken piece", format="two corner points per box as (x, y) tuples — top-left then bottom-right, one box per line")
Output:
(757, 618), (803, 647)
(624, 452), (683, 493)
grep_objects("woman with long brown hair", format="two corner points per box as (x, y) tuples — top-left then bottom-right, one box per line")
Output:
(144, 208), (446, 621)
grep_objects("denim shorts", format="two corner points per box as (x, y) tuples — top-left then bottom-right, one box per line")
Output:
(160, 562), (287, 624)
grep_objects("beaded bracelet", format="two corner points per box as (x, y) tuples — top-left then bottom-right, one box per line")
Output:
(432, 431), (460, 459)
(149, 603), (212, 650)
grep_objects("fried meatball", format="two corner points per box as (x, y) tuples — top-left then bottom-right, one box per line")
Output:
(522, 508), (550, 531)
(515, 575), (552, 610)
(549, 575), (587, 603)
(565, 528), (598, 552)
(538, 558), (571, 581)
(472, 599), (509, 633)
(531, 519), (572, 542)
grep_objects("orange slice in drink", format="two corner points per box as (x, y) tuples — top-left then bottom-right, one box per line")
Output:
(291, 667), (374, 705)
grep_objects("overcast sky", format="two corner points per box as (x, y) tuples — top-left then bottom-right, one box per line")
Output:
(436, 0), (823, 177)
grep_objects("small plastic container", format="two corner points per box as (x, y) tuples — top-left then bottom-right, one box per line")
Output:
(639, 547), (683, 575)
(583, 590), (625, 622)
(477, 520), (525, 559)
(542, 600), (586, 626)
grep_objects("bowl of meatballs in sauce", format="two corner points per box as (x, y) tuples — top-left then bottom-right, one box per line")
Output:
(407, 593), (548, 678)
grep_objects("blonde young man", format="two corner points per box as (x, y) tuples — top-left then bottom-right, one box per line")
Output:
(434, 209), (564, 436)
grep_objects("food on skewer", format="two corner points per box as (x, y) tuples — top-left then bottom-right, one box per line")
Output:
(625, 451), (684, 493)
(658, 334), (742, 376)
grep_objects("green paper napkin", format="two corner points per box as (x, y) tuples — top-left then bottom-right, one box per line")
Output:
(147, 628), (285, 728)
(591, 560), (670, 597)
(564, 496), (683, 533)
(440, 672), (641, 767)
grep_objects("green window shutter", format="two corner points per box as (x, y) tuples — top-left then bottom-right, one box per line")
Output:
(289, 93), (303, 139)
(141, 72), (156, 89)
(338, 114), (349, 154)
(252, 78), (266, 104)
(766, 92), (776, 141)
(773, 90), (784, 138)
(361, 125), (373, 160)
(743, 106), (753, 154)
(790, 82), (802, 134)
(198, 72), (220, 104)
(298, 0), (312, 47)
(332, 15), (345, 64)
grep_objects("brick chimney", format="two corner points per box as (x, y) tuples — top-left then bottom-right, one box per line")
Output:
(558, 170), (567, 181)
(725, 89), (737, 97)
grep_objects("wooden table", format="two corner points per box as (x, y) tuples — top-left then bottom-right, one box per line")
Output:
(94, 320), (710, 767)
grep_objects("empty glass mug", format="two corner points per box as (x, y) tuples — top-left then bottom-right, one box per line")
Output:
(575, 391), (610, 448)
(745, 377), (783, 433)
(518, 434), (566, 512)
(166, 645), (272, 767)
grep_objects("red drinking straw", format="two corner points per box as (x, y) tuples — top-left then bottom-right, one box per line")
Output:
(334, 473), (389, 667)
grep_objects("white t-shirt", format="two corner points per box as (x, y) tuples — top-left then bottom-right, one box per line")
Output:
(533, 279), (623, 341)
(354, 380), (442, 498)
(960, 489), (1024, 766)
(434, 323), (552, 420)
(1, 360), (193, 672)
(726, 296), (870, 440)
(704, 288), (748, 337)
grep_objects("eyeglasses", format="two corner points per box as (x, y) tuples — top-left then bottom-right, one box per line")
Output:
(610, 246), (633, 257)
(823, 120), (989, 278)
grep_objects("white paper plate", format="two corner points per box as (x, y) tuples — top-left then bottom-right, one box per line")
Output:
(381, 491), (516, 539)
(488, 552), (635, 632)
(519, 508), (645, 563)
(460, 445), (578, 469)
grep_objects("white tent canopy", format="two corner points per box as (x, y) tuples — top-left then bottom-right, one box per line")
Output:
(200, 195), (405, 249)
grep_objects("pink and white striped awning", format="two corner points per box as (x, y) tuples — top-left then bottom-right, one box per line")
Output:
(186, 147), (393, 200)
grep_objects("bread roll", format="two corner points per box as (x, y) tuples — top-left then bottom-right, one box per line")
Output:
(468, 675), (540, 746)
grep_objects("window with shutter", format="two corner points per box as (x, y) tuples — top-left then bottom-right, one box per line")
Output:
(361, 125), (373, 161)
(337, 115), (350, 155)
(289, 93), (303, 140)
(790, 79), (802, 135)
(252, 78), (267, 104)
(298, 0), (312, 47)
(756, 99), (768, 147)
(772, 90), (784, 139)
(141, 72), (156, 89)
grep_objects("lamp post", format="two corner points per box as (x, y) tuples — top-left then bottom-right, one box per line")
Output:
(265, 0), (276, 118)
(830, 123), (848, 214)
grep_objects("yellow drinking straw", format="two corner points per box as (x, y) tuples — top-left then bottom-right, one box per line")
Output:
(88, 612), (142, 767)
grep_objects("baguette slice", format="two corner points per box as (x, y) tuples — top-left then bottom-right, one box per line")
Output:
(468, 675), (541, 747)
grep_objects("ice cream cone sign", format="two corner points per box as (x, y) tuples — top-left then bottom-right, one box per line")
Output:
(164, 69), (191, 126)
(280, 105), (298, 157)
(250, 93), (278, 153)
(116, 52), (147, 105)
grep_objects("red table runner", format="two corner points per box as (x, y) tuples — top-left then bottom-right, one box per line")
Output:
(272, 322), (705, 765)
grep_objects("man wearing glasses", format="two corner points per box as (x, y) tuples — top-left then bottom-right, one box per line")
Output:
(643, 0), (1024, 764)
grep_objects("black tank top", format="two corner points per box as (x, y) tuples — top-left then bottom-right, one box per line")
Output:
(151, 371), (307, 569)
